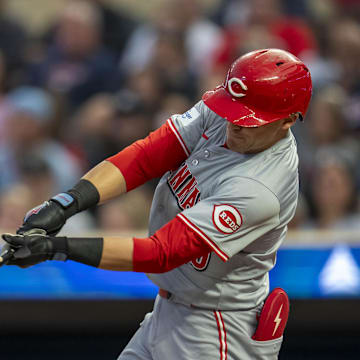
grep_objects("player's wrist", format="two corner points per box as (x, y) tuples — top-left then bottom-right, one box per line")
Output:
(48, 235), (103, 267)
(50, 193), (78, 219)
(62, 236), (104, 267)
(51, 179), (100, 219)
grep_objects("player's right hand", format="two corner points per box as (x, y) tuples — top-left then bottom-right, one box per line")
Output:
(17, 200), (67, 236)
(1, 233), (64, 268)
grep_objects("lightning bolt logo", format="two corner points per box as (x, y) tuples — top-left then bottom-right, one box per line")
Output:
(272, 304), (283, 337)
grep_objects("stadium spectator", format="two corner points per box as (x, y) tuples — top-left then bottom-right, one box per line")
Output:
(148, 31), (198, 101)
(121, 69), (164, 116)
(0, 0), (28, 89)
(326, 18), (360, 130)
(213, 0), (312, 27)
(84, 0), (136, 59)
(0, 86), (81, 192)
(98, 187), (152, 234)
(294, 85), (360, 194)
(152, 93), (191, 129)
(112, 89), (153, 149)
(303, 153), (360, 230)
(18, 155), (56, 205)
(120, 0), (223, 78)
(66, 93), (119, 169)
(27, 0), (117, 112)
(0, 51), (11, 143)
(0, 0), (359, 236)
(0, 183), (34, 233)
(327, 18), (360, 94)
(211, 0), (317, 76)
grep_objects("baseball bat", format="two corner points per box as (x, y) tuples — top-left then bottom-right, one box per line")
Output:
(0, 248), (15, 267)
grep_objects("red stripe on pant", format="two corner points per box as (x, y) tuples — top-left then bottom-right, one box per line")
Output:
(214, 310), (228, 360)
(219, 311), (228, 359)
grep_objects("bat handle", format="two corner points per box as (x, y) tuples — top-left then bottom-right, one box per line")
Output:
(0, 248), (15, 267)
(22, 228), (47, 236)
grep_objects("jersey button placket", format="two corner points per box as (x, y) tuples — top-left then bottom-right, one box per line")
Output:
(191, 159), (199, 166)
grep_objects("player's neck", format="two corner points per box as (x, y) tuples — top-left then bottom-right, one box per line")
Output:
(244, 129), (290, 154)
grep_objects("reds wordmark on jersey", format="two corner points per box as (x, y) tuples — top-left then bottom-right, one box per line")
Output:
(167, 163), (201, 210)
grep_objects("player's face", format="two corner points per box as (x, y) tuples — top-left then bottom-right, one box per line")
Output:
(226, 118), (294, 154)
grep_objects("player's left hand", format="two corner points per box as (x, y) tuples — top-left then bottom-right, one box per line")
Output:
(1, 233), (68, 268)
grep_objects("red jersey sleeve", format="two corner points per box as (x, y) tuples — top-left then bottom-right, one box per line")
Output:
(107, 120), (188, 191)
(133, 216), (211, 273)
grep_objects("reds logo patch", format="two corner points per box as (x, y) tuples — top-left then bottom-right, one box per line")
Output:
(212, 204), (243, 234)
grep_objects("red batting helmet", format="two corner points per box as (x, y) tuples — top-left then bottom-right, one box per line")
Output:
(203, 48), (312, 127)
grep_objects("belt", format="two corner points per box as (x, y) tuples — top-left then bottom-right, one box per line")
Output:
(159, 288), (172, 299)
(158, 289), (197, 309)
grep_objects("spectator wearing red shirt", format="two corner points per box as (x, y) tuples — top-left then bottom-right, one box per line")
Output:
(212, 0), (317, 74)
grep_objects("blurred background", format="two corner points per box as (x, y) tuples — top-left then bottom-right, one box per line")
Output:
(0, 0), (360, 359)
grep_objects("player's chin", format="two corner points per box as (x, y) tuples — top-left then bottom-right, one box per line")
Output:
(227, 137), (247, 153)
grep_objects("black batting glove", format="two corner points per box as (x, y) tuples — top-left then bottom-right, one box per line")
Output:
(17, 179), (100, 236)
(1, 233), (68, 268)
(1, 233), (103, 269)
(17, 193), (77, 236)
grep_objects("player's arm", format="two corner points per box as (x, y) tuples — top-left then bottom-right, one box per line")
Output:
(17, 119), (190, 236)
(1, 216), (212, 271)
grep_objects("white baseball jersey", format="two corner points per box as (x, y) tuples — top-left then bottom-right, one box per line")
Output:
(147, 100), (299, 310)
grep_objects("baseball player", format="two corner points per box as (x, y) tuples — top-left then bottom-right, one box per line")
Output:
(1, 48), (312, 359)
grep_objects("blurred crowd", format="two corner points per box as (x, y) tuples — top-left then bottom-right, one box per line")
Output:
(0, 0), (360, 236)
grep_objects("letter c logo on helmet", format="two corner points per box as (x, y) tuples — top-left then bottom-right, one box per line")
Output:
(202, 48), (312, 127)
(227, 77), (248, 98)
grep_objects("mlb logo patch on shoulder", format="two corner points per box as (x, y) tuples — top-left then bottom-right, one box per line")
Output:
(180, 107), (200, 125)
(212, 204), (243, 234)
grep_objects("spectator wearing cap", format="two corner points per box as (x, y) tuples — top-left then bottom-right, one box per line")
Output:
(27, 0), (117, 113)
(0, 86), (81, 193)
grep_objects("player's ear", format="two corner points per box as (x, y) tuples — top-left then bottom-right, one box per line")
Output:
(281, 113), (299, 130)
